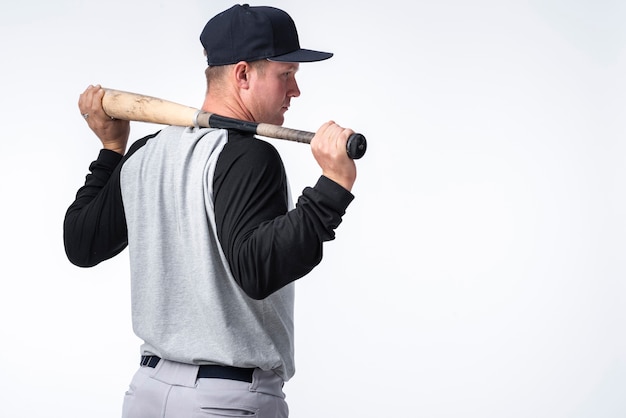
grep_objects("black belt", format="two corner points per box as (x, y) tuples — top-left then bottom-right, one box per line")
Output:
(140, 356), (254, 383)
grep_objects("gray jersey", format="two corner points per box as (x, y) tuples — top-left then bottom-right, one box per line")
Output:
(121, 127), (295, 380)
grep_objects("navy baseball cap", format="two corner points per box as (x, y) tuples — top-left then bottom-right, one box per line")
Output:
(200, 4), (333, 66)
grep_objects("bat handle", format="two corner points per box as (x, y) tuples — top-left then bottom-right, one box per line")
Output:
(347, 133), (367, 160)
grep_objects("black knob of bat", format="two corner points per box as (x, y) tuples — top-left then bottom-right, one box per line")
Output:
(347, 133), (367, 159)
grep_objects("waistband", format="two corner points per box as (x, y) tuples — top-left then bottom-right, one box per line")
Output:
(140, 356), (254, 383)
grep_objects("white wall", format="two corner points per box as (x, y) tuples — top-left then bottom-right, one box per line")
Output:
(1, 1), (624, 417)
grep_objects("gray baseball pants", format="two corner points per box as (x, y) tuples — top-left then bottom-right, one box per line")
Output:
(121, 358), (289, 417)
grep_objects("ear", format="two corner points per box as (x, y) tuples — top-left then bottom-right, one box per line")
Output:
(233, 61), (251, 89)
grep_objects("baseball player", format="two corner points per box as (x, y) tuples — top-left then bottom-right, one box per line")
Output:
(64, 4), (357, 418)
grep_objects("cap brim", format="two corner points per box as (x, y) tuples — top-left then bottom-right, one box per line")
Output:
(268, 49), (333, 63)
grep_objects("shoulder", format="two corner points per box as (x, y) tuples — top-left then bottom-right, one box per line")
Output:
(214, 131), (287, 192)
(224, 131), (281, 156)
(123, 130), (160, 161)
(220, 131), (285, 170)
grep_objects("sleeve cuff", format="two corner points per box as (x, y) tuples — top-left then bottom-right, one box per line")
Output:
(314, 176), (355, 213)
(97, 148), (124, 168)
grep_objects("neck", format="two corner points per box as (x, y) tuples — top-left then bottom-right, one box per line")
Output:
(202, 88), (255, 122)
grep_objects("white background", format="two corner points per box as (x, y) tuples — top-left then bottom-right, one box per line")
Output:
(1, 1), (625, 417)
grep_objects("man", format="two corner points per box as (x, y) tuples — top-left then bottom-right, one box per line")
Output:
(64, 4), (357, 418)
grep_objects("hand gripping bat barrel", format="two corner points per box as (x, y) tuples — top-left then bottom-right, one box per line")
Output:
(101, 88), (367, 159)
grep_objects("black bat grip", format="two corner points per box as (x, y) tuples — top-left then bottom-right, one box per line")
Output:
(347, 133), (367, 159)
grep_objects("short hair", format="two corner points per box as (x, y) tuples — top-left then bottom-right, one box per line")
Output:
(204, 60), (268, 91)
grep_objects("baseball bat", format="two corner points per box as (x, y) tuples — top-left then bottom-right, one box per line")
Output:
(101, 88), (367, 159)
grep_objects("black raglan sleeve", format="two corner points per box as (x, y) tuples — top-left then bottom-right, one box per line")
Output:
(63, 135), (154, 267)
(213, 132), (354, 300)
(63, 149), (127, 267)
